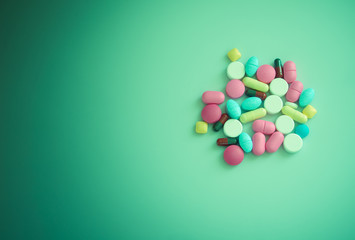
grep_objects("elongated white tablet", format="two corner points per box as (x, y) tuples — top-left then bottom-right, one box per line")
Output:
(275, 115), (294, 134)
(223, 119), (243, 138)
(227, 61), (245, 79)
(283, 133), (303, 153)
(270, 78), (288, 97)
(264, 95), (283, 114)
(285, 101), (298, 109)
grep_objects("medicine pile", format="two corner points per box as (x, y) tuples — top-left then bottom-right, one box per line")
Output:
(195, 48), (317, 166)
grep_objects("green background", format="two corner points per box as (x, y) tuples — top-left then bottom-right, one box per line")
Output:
(1, 0), (355, 239)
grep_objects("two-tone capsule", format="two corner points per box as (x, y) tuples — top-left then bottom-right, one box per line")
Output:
(274, 58), (283, 78)
(213, 113), (229, 131)
(245, 89), (267, 100)
(217, 138), (238, 146)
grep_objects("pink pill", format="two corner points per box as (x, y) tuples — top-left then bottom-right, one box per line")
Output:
(223, 145), (244, 165)
(201, 104), (222, 123)
(252, 120), (276, 135)
(283, 61), (297, 83)
(266, 131), (284, 153)
(286, 81), (303, 102)
(226, 79), (245, 99)
(252, 132), (265, 156)
(256, 65), (276, 84)
(202, 91), (225, 105)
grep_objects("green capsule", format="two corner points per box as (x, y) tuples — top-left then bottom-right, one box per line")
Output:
(213, 113), (229, 131)
(217, 138), (238, 146)
(274, 58), (283, 78)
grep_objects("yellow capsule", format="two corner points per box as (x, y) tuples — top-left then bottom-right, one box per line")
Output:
(302, 105), (317, 119)
(242, 77), (269, 93)
(282, 106), (308, 123)
(240, 108), (267, 124)
(227, 48), (241, 62)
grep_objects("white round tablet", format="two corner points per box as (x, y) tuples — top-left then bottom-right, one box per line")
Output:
(227, 61), (245, 79)
(283, 133), (303, 153)
(223, 119), (243, 138)
(270, 78), (289, 97)
(275, 115), (294, 134)
(264, 95), (283, 114)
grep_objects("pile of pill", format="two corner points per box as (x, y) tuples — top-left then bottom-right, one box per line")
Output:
(195, 48), (317, 166)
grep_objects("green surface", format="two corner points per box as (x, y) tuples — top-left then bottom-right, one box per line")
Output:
(1, 0), (355, 239)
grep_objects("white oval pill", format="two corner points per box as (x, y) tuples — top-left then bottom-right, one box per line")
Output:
(275, 115), (294, 134)
(283, 133), (303, 153)
(264, 95), (283, 114)
(223, 119), (243, 138)
(227, 61), (245, 79)
(270, 78), (289, 97)
(285, 101), (298, 109)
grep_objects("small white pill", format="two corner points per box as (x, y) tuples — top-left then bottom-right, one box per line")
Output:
(227, 61), (245, 79)
(223, 119), (243, 138)
(285, 101), (298, 109)
(270, 78), (289, 97)
(275, 115), (294, 134)
(283, 133), (303, 153)
(264, 95), (283, 114)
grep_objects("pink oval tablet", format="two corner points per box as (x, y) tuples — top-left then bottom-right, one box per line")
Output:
(266, 131), (284, 153)
(201, 104), (222, 123)
(226, 79), (245, 99)
(252, 132), (265, 156)
(224, 145), (244, 165)
(283, 61), (297, 83)
(252, 120), (276, 135)
(286, 81), (303, 102)
(202, 91), (225, 105)
(256, 65), (276, 84)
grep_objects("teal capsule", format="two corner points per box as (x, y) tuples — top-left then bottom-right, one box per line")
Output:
(245, 56), (259, 77)
(241, 97), (262, 111)
(299, 88), (315, 107)
(238, 132), (253, 153)
(226, 99), (241, 119)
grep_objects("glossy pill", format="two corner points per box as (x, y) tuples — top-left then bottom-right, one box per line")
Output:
(240, 108), (267, 124)
(226, 99), (241, 119)
(286, 81), (303, 103)
(217, 137), (237, 146)
(283, 133), (303, 153)
(238, 132), (253, 153)
(270, 78), (288, 97)
(245, 89), (267, 100)
(202, 91), (225, 105)
(282, 106), (308, 124)
(264, 95), (283, 115)
(242, 77), (269, 93)
(213, 113), (229, 131)
(295, 124), (309, 138)
(299, 88), (315, 107)
(245, 56), (259, 77)
(266, 131), (284, 153)
(252, 120), (276, 135)
(224, 145), (244, 165)
(226, 79), (245, 99)
(195, 121), (208, 134)
(252, 132), (266, 156)
(227, 48), (241, 62)
(302, 105), (317, 119)
(275, 115), (294, 134)
(283, 61), (297, 83)
(227, 61), (245, 79)
(223, 119), (243, 138)
(201, 104), (222, 123)
(241, 97), (262, 111)
(274, 58), (283, 78)
(256, 65), (276, 84)
(285, 101), (298, 109)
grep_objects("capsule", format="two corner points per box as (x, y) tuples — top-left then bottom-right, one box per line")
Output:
(274, 58), (283, 78)
(240, 108), (267, 124)
(266, 131), (284, 153)
(245, 89), (267, 100)
(282, 106), (308, 123)
(242, 77), (269, 93)
(217, 137), (238, 146)
(213, 113), (229, 131)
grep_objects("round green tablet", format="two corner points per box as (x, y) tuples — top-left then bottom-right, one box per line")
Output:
(270, 78), (289, 97)
(283, 133), (303, 153)
(264, 95), (283, 114)
(275, 115), (294, 134)
(223, 119), (243, 138)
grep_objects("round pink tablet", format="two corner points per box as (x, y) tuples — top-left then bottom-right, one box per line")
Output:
(283, 61), (297, 83)
(252, 132), (265, 156)
(226, 79), (245, 99)
(202, 91), (225, 105)
(256, 65), (276, 84)
(265, 131), (284, 153)
(201, 104), (222, 123)
(252, 120), (276, 135)
(286, 81), (303, 102)
(223, 145), (244, 165)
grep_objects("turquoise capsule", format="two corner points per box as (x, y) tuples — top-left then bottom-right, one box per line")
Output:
(295, 124), (309, 138)
(299, 88), (315, 107)
(238, 132), (253, 153)
(226, 99), (241, 119)
(245, 56), (259, 77)
(241, 97), (262, 111)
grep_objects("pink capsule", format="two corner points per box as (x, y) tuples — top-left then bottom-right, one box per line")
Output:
(286, 81), (303, 102)
(283, 61), (297, 83)
(252, 120), (276, 135)
(202, 91), (225, 105)
(252, 132), (266, 156)
(266, 131), (284, 153)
